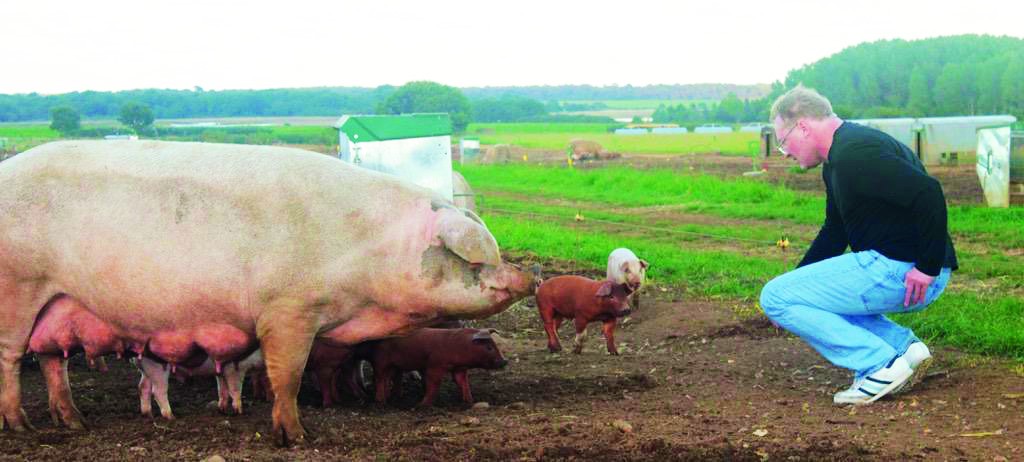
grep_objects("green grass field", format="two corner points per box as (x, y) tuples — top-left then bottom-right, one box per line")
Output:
(0, 122), (336, 151)
(457, 163), (1024, 359)
(466, 123), (759, 155)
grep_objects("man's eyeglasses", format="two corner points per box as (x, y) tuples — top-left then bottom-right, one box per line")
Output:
(776, 123), (798, 156)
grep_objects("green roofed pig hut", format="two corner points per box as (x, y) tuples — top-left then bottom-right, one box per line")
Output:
(335, 113), (454, 201)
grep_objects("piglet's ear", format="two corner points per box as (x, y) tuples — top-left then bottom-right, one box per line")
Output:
(472, 330), (493, 342)
(620, 261), (630, 273)
(640, 259), (649, 270)
(596, 281), (613, 297)
(436, 208), (501, 266)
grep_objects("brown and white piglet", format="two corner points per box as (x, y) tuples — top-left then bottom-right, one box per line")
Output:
(535, 275), (632, 355)
(370, 328), (507, 406)
(134, 349), (264, 420)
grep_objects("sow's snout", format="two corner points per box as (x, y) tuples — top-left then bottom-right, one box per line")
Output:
(480, 262), (539, 303)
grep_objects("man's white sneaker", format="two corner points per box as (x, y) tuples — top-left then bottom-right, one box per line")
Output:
(833, 356), (913, 405)
(892, 342), (932, 395)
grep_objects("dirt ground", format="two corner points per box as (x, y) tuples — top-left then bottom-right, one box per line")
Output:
(1, 146), (1012, 461)
(2, 268), (1021, 461)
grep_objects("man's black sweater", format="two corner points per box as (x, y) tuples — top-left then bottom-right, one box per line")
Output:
(798, 122), (958, 276)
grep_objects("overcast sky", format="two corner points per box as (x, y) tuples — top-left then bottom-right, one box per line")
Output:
(3, 0), (1022, 95)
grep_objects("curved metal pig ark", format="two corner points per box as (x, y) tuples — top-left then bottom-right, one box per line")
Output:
(0, 140), (538, 445)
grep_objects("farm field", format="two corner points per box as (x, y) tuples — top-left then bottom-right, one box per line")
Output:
(0, 130), (1021, 461)
(466, 123), (760, 155)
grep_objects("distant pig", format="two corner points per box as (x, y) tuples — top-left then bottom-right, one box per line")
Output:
(536, 275), (632, 355)
(370, 328), (507, 406)
(606, 248), (648, 293)
(606, 248), (649, 309)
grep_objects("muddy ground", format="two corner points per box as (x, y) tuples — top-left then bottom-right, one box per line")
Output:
(2, 273), (1021, 461)
(1, 148), (1015, 461)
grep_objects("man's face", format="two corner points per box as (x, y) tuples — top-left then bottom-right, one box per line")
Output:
(774, 116), (822, 169)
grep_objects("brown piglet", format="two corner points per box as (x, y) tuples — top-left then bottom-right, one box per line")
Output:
(535, 275), (632, 355)
(370, 328), (507, 406)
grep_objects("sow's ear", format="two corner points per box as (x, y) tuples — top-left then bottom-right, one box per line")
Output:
(461, 208), (488, 229)
(640, 259), (650, 270)
(436, 207), (501, 266)
(596, 280), (614, 297)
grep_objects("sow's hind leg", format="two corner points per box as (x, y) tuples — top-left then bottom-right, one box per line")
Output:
(0, 282), (60, 432)
(38, 355), (87, 429)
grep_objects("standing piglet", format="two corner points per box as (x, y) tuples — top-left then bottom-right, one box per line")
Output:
(536, 275), (632, 355)
(135, 350), (264, 420)
(606, 248), (649, 309)
(306, 341), (367, 407)
(371, 328), (506, 406)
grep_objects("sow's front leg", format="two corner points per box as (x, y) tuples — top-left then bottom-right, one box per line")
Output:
(1, 283), (56, 432)
(257, 309), (317, 447)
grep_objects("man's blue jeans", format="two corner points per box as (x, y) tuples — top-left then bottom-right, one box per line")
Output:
(760, 250), (952, 380)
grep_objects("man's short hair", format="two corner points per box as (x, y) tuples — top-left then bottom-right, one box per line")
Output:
(770, 85), (834, 124)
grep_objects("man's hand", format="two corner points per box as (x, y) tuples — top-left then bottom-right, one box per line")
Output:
(903, 267), (935, 307)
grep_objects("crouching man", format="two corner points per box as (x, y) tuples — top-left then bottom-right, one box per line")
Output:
(759, 86), (958, 405)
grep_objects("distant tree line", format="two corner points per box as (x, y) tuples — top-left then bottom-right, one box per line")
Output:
(776, 34), (1024, 119)
(0, 84), (767, 124)
(0, 87), (388, 122)
(652, 93), (769, 125)
(460, 84), (771, 101)
(9, 34), (1023, 128)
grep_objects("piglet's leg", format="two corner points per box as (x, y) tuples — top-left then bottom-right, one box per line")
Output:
(341, 362), (367, 401)
(215, 375), (231, 414)
(312, 366), (335, 408)
(225, 363), (247, 415)
(373, 366), (395, 404)
(249, 369), (273, 402)
(38, 355), (87, 429)
(538, 305), (562, 353)
(602, 320), (619, 356)
(138, 358), (175, 420)
(138, 371), (154, 418)
(572, 318), (588, 354)
(418, 368), (446, 407)
(452, 370), (473, 404)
